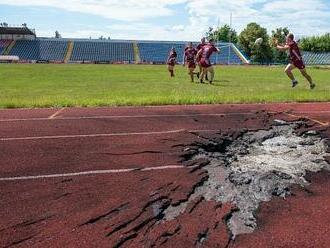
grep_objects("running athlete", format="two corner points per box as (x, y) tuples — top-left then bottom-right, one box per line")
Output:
(196, 39), (220, 84)
(167, 47), (177, 77)
(196, 37), (207, 80)
(275, 33), (315, 89)
(183, 42), (199, 82)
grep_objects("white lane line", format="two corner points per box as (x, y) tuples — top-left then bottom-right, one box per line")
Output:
(283, 113), (330, 127)
(0, 129), (186, 141)
(0, 112), (264, 122)
(0, 129), (221, 142)
(0, 165), (197, 182)
(0, 110), (329, 122)
(48, 108), (66, 119)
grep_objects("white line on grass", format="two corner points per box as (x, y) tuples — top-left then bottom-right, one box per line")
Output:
(0, 165), (198, 182)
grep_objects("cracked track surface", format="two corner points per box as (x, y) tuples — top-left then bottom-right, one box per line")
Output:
(0, 103), (330, 247)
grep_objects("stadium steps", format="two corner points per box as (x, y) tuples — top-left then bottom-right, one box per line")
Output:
(3, 40), (16, 55)
(133, 42), (141, 63)
(64, 41), (74, 63)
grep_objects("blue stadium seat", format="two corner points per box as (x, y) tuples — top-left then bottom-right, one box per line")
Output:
(138, 42), (186, 63)
(210, 43), (243, 64)
(138, 42), (243, 64)
(70, 41), (134, 62)
(0, 40), (11, 54)
(303, 51), (330, 65)
(9, 40), (68, 61)
(3, 38), (247, 64)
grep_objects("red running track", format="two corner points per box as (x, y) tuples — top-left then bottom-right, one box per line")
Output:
(0, 103), (329, 247)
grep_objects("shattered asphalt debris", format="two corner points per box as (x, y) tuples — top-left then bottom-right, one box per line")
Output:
(164, 120), (330, 239)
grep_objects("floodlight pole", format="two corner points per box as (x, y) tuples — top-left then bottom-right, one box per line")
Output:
(216, 17), (220, 64)
(228, 12), (232, 65)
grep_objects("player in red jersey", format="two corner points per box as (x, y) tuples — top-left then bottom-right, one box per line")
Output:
(183, 42), (200, 82)
(196, 37), (207, 52)
(167, 47), (177, 77)
(196, 37), (207, 80)
(196, 39), (220, 84)
(275, 33), (315, 89)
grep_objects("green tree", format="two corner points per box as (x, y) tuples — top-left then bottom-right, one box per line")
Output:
(206, 24), (238, 43)
(271, 27), (290, 63)
(55, 30), (61, 39)
(238, 22), (272, 63)
(300, 33), (330, 52)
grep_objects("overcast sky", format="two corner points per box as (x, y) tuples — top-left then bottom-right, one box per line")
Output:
(1, 0), (329, 40)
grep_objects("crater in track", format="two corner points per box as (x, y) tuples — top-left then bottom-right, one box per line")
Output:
(163, 120), (330, 239)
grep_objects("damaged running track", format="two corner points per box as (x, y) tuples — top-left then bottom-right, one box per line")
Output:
(0, 103), (330, 247)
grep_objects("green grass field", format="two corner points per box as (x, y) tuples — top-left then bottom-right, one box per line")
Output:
(0, 64), (329, 108)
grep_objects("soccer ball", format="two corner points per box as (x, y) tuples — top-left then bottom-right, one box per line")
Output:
(255, 38), (263, 45)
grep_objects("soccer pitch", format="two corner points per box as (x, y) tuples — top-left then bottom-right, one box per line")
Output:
(0, 64), (329, 108)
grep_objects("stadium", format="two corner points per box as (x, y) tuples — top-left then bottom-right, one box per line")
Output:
(0, 26), (247, 64)
(0, 2), (330, 247)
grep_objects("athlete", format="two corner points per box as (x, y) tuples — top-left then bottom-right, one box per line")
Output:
(196, 37), (208, 80)
(183, 42), (199, 82)
(196, 39), (220, 84)
(275, 33), (315, 89)
(167, 47), (177, 77)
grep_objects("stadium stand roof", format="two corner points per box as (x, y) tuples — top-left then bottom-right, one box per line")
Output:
(0, 27), (35, 35)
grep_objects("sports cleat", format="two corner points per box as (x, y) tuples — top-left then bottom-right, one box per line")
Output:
(292, 81), (298, 88)
(310, 83), (316, 90)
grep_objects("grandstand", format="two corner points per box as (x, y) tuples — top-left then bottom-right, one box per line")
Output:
(2, 38), (330, 65)
(1, 28), (329, 65)
(0, 40), (11, 54)
(0, 26), (36, 40)
(303, 51), (330, 65)
(9, 39), (68, 61)
(138, 41), (186, 64)
(0, 38), (249, 64)
(70, 41), (134, 63)
(137, 41), (244, 64)
(210, 44), (244, 64)
(0, 26), (249, 64)
(1, 25), (329, 65)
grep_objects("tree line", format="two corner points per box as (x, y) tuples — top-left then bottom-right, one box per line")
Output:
(206, 23), (330, 63)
